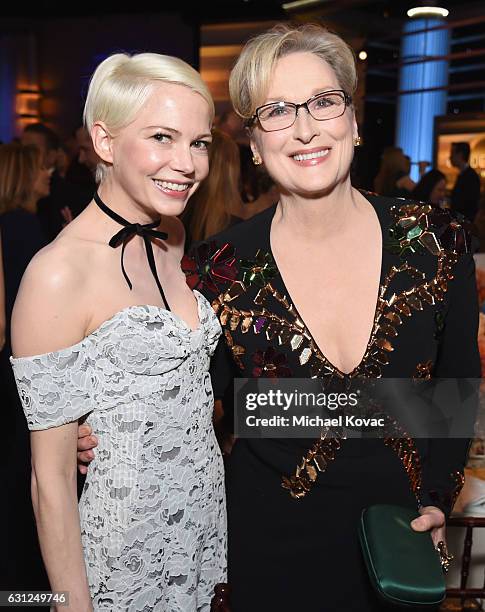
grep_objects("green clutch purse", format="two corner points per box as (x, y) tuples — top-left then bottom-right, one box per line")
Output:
(359, 505), (446, 608)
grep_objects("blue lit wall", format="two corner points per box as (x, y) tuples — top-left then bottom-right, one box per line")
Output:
(0, 38), (15, 143)
(396, 18), (450, 181)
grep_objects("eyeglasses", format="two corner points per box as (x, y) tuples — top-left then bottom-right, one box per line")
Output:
(249, 89), (352, 132)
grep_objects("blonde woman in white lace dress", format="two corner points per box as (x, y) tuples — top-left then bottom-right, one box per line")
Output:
(10, 53), (226, 611)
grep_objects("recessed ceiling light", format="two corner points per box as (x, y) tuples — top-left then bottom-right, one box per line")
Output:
(282, 0), (322, 9)
(407, 6), (449, 18)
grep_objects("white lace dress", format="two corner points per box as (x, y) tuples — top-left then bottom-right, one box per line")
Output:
(11, 290), (227, 611)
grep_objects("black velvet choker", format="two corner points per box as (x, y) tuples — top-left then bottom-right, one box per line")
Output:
(94, 191), (170, 310)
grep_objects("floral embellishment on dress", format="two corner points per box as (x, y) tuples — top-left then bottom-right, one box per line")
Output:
(252, 346), (292, 378)
(386, 203), (474, 258)
(240, 250), (278, 288)
(413, 360), (434, 380)
(224, 329), (245, 370)
(254, 316), (267, 334)
(182, 241), (238, 294)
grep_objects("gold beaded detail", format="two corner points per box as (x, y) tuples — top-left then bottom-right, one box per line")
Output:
(211, 201), (470, 500)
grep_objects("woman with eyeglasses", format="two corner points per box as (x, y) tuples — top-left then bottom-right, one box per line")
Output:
(77, 23), (479, 611)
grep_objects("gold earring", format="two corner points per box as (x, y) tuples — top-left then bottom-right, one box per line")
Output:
(354, 136), (362, 147)
(252, 155), (262, 166)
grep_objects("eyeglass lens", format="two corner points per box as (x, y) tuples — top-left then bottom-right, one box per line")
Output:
(258, 91), (346, 131)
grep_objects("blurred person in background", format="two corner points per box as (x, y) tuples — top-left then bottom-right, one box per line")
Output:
(239, 144), (279, 218)
(0, 143), (50, 600)
(21, 123), (59, 174)
(65, 126), (100, 196)
(0, 144), (50, 358)
(374, 146), (416, 198)
(450, 141), (481, 222)
(181, 128), (245, 247)
(21, 123), (91, 239)
(411, 169), (447, 205)
(217, 108), (247, 145)
(76, 125), (101, 179)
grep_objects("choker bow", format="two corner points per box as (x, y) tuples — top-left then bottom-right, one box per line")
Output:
(94, 192), (170, 309)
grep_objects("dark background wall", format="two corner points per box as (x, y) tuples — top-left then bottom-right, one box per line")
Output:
(1, 11), (199, 140)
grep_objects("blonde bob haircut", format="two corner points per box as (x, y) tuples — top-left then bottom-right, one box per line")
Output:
(229, 23), (357, 123)
(83, 52), (215, 182)
(0, 143), (42, 214)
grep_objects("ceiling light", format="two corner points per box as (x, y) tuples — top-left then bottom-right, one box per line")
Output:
(282, 0), (323, 10)
(358, 50), (368, 61)
(407, 6), (449, 18)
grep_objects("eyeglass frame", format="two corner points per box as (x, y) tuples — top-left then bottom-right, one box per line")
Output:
(246, 89), (353, 132)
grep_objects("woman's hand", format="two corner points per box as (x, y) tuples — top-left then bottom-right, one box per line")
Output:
(411, 505), (453, 571)
(77, 424), (98, 475)
(410, 505), (446, 547)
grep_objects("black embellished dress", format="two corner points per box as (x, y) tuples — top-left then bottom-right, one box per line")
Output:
(182, 193), (480, 612)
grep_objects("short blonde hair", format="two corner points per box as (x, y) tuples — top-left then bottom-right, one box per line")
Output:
(83, 52), (215, 182)
(0, 143), (42, 214)
(229, 23), (357, 122)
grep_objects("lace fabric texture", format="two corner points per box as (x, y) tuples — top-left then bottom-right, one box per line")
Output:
(11, 291), (227, 611)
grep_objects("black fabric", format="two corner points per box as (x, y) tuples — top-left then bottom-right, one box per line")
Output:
(195, 194), (480, 611)
(420, 251), (480, 513)
(450, 166), (481, 222)
(36, 171), (92, 240)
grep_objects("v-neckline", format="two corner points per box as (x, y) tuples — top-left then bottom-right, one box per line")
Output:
(267, 191), (387, 378)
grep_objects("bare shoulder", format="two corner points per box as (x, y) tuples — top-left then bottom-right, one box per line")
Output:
(21, 236), (88, 297)
(12, 236), (92, 357)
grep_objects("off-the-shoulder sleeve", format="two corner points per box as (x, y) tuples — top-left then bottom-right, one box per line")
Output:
(420, 251), (481, 516)
(10, 341), (95, 431)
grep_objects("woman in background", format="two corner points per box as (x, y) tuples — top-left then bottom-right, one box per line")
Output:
(239, 145), (279, 219)
(0, 144), (50, 353)
(0, 143), (50, 599)
(182, 128), (244, 247)
(0, 143), (50, 438)
(411, 169), (447, 205)
(374, 146), (415, 197)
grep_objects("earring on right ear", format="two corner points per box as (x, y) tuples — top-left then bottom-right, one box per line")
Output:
(252, 155), (262, 166)
(354, 136), (362, 147)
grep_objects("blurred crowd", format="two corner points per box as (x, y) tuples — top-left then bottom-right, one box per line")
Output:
(373, 142), (481, 221)
(0, 117), (483, 364)
(1, 115), (482, 280)
(0, 117), (485, 370)
(0, 116), (482, 379)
